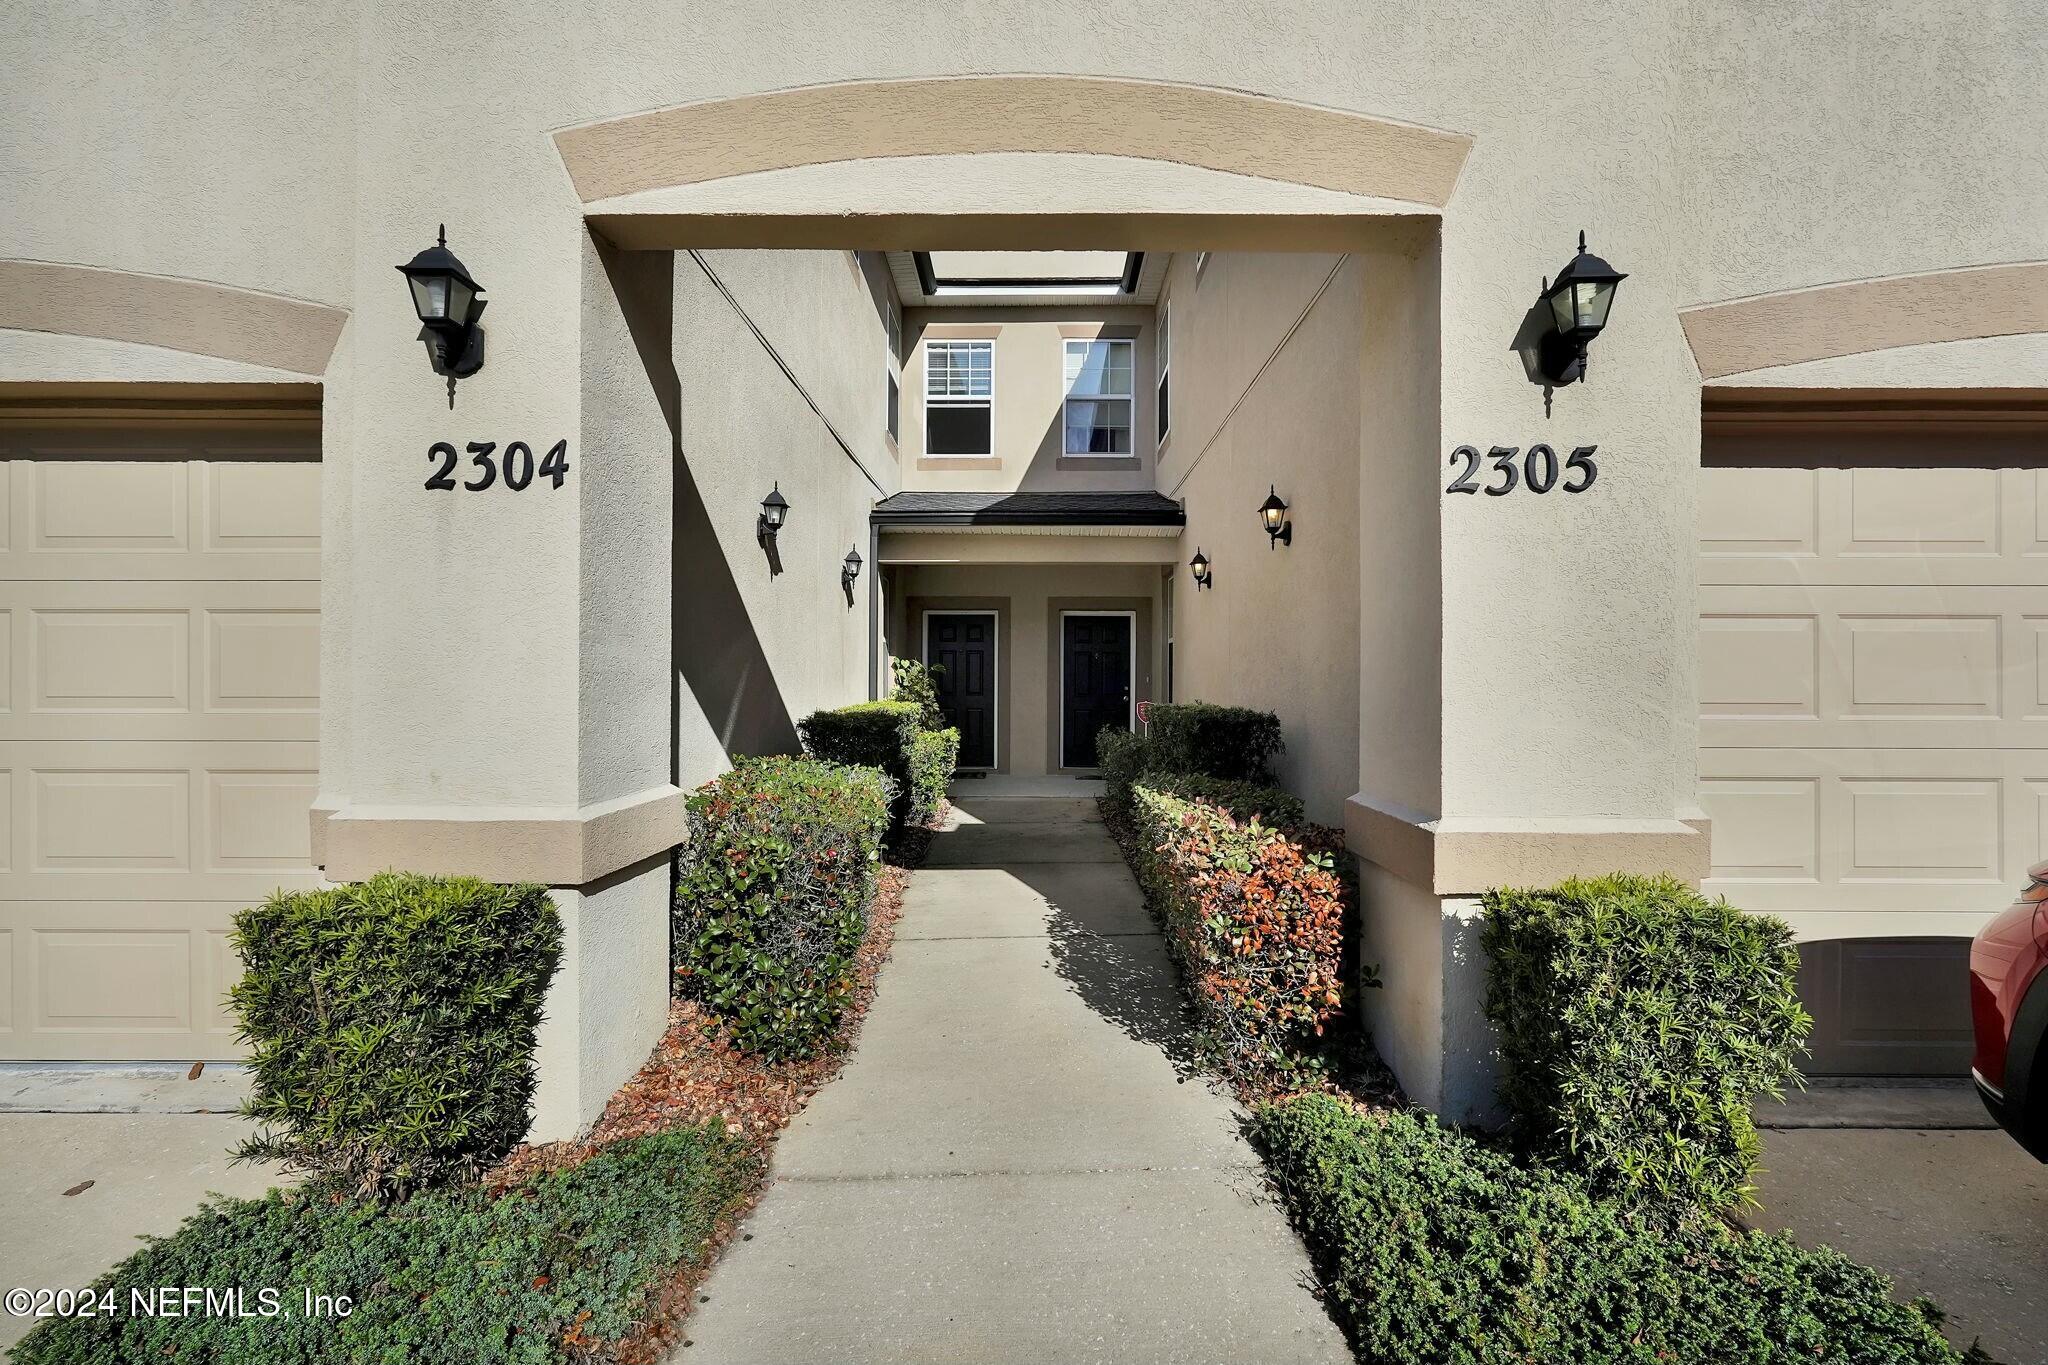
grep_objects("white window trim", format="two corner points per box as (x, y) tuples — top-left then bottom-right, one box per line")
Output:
(1061, 337), (1136, 458)
(922, 609), (999, 771)
(1058, 609), (1138, 771)
(923, 338), (996, 459)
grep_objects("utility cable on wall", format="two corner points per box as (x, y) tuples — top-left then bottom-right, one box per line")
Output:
(1166, 253), (1353, 499)
(683, 248), (889, 497)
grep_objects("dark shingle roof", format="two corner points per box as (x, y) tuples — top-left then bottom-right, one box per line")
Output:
(870, 490), (1184, 527)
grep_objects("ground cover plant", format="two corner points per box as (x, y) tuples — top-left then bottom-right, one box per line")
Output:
(1482, 873), (1810, 1211)
(1254, 1093), (1986, 1365)
(10, 1125), (755, 1365)
(230, 873), (562, 1199)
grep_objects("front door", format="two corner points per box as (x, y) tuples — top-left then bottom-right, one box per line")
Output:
(1062, 613), (1132, 769)
(926, 612), (997, 769)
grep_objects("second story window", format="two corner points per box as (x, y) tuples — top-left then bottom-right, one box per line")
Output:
(1063, 338), (1134, 456)
(1155, 304), (1171, 444)
(925, 339), (994, 457)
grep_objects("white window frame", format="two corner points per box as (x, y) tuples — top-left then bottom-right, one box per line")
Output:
(1058, 609), (1138, 771)
(1061, 337), (1136, 458)
(885, 307), (902, 447)
(921, 609), (999, 771)
(923, 338), (995, 458)
(1155, 303), (1171, 445)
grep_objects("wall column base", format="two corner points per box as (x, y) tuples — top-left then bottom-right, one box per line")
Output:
(528, 856), (672, 1143)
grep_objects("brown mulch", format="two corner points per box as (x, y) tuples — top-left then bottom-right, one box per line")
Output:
(480, 819), (935, 1362)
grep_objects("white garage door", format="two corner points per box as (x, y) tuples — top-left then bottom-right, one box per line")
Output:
(0, 417), (321, 1060)
(1698, 417), (2047, 1073)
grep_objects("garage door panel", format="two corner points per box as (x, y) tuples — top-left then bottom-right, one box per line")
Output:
(0, 904), (255, 1060)
(0, 435), (319, 1060)
(1702, 446), (2043, 1073)
(0, 583), (317, 742)
(0, 456), (318, 581)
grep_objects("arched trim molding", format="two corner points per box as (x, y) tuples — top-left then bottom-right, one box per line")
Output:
(1681, 261), (2048, 380)
(552, 74), (1472, 208)
(0, 260), (349, 376)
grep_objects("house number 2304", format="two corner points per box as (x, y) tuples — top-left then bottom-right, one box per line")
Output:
(425, 440), (571, 492)
(1445, 443), (1597, 496)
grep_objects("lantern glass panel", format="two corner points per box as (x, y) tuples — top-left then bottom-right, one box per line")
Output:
(445, 275), (476, 328)
(410, 274), (450, 323)
(1578, 278), (1617, 331)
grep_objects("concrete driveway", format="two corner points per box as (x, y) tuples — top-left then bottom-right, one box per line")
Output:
(1753, 1095), (2048, 1365)
(0, 1112), (279, 1354)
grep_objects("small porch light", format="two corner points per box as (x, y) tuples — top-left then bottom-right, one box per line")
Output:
(1189, 547), (1212, 590)
(758, 483), (789, 541)
(1535, 231), (1627, 386)
(841, 545), (863, 597)
(1258, 486), (1292, 549)
(395, 224), (486, 405)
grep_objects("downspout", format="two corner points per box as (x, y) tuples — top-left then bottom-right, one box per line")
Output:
(867, 517), (881, 700)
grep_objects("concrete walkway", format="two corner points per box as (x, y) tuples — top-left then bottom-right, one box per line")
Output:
(680, 791), (1348, 1364)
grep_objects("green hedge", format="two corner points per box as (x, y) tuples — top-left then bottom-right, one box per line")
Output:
(1481, 873), (1810, 1211)
(228, 873), (562, 1199)
(11, 1124), (756, 1365)
(890, 656), (948, 730)
(1145, 702), (1283, 782)
(797, 699), (922, 833)
(1128, 783), (1347, 1080)
(1254, 1095), (1973, 1365)
(1096, 727), (1150, 809)
(674, 756), (889, 1059)
(907, 725), (960, 827)
(1137, 771), (1305, 829)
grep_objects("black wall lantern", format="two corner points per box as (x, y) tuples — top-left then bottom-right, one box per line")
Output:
(1534, 231), (1626, 386)
(757, 483), (789, 543)
(1258, 485), (1292, 549)
(396, 225), (486, 406)
(841, 545), (863, 602)
(1189, 547), (1212, 590)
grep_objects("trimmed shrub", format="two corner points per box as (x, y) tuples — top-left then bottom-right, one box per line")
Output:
(890, 656), (948, 730)
(11, 1124), (758, 1365)
(1482, 873), (1811, 1211)
(1145, 701), (1284, 782)
(1129, 783), (1346, 1080)
(674, 756), (889, 1059)
(229, 874), (562, 1199)
(1096, 727), (1150, 809)
(907, 725), (960, 827)
(798, 698), (922, 832)
(1138, 770), (1305, 830)
(1254, 1094), (1972, 1365)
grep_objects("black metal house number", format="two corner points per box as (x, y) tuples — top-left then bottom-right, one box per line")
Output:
(425, 440), (571, 492)
(1446, 443), (1597, 497)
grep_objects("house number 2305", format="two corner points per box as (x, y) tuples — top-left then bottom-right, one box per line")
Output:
(1445, 443), (1597, 496)
(425, 440), (571, 492)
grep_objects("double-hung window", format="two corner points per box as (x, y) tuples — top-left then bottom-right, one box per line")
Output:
(1155, 304), (1171, 443)
(924, 339), (994, 457)
(1062, 338), (1134, 456)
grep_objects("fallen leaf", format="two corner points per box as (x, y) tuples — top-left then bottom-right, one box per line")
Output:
(187, 1061), (205, 1080)
(62, 1180), (94, 1197)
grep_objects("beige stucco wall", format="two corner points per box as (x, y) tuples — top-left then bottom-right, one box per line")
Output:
(1159, 252), (1364, 827)
(888, 562), (1164, 777)
(7, 0), (2045, 1130)
(901, 307), (1157, 492)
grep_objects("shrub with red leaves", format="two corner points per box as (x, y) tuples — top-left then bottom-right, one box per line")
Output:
(1129, 784), (1349, 1082)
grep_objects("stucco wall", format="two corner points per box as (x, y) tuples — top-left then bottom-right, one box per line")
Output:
(889, 563), (1164, 777)
(901, 307), (1157, 493)
(1160, 252), (1365, 826)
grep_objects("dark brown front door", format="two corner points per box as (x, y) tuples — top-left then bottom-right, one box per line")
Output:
(1062, 614), (1131, 769)
(926, 612), (996, 769)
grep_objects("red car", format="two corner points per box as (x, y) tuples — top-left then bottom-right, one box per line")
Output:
(1971, 859), (2048, 1160)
